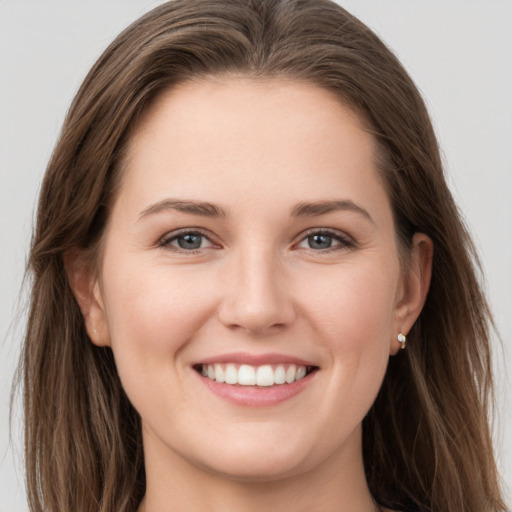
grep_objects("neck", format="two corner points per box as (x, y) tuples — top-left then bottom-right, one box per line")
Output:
(138, 425), (379, 512)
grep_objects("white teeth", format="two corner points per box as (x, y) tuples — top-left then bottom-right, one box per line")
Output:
(285, 364), (296, 384)
(238, 364), (256, 385)
(256, 365), (274, 386)
(225, 364), (238, 384)
(274, 365), (286, 385)
(214, 364), (225, 383)
(296, 366), (306, 380)
(200, 363), (311, 386)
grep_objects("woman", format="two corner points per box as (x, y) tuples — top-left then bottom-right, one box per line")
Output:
(20, 0), (507, 511)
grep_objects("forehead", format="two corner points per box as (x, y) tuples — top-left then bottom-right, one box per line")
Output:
(115, 78), (389, 219)
(124, 77), (373, 165)
(133, 76), (367, 131)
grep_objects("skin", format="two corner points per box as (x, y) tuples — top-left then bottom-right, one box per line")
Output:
(69, 78), (432, 512)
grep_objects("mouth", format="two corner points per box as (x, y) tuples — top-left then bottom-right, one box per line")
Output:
(193, 363), (318, 387)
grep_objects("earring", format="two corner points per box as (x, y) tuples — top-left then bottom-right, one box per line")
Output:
(397, 332), (407, 350)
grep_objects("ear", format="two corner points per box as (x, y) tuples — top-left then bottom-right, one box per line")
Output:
(64, 250), (111, 347)
(390, 233), (433, 355)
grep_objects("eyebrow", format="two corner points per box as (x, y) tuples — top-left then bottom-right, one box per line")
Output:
(291, 200), (375, 224)
(138, 199), (228, 220)
(138, 198), (374, 224)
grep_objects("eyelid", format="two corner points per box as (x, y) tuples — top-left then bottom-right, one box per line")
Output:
(156, 227), (355, 253)
(294, 228), (355, 251)
(158, 228), (220, 251)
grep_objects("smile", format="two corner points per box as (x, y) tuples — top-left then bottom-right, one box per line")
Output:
(193, 354), (319, 406)
(198, 363), (314, 386)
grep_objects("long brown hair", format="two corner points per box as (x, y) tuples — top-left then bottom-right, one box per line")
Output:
(19, 1), (506, 511)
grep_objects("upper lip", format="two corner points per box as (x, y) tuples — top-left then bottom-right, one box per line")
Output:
(192, 352), (317, 367)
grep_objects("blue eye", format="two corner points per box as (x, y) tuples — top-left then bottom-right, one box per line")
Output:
(297, 231), (352, 251)
(307, 233), (334, 249)
(161, 231), (214, 251)
(176, 233), (204, 250)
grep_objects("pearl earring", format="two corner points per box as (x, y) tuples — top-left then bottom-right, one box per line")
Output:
(397, 332), (407, 350)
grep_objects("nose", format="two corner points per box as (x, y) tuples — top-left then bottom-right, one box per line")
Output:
(217, 248), (296, 336)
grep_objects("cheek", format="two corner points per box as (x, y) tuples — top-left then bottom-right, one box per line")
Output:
(296, 258), (398, 414)
(99, 260), (225, 424)
(297, 259), (399, 347)
(101, 258), (218, 367)
(318, 270), (396, 409)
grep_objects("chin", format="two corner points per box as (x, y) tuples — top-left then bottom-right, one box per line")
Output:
(197, 454), (310, 483)
(187, 430), (324, 482)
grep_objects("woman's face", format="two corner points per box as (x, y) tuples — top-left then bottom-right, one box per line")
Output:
(87, 79), (423, 480)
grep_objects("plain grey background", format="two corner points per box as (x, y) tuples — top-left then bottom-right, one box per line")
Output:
(1, 1), (511, 510)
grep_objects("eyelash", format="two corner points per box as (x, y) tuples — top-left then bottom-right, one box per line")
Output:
(158, 228), (355, 254)
(297, 229), (355, 252)
(158, 228), (216, 254)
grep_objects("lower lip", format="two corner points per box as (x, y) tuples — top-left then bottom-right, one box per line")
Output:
(197, 371), (316, 407)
